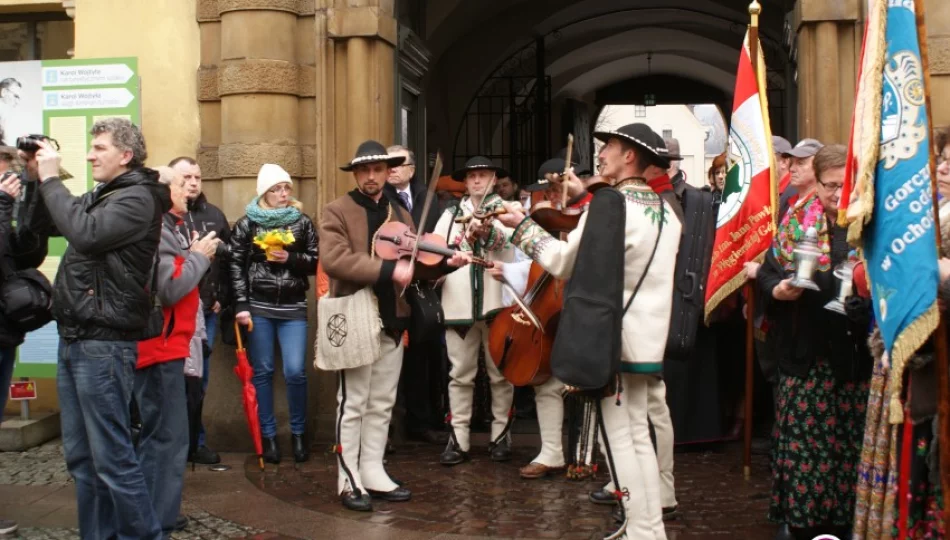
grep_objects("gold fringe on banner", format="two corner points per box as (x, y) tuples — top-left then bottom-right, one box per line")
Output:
(704, 251), (765, 325)
(887, 302), (940, 424)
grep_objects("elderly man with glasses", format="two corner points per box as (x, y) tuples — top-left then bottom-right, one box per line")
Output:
(385, 145), (450, 445)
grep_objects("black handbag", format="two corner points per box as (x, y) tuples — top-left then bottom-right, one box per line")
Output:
(0, 265), (52, 333)
(407, 280), (444, 342)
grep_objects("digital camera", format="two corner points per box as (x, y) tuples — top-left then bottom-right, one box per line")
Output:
(15, 134), (59, 154)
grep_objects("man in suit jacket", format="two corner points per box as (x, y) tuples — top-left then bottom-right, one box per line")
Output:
(385, 145), (450, 445)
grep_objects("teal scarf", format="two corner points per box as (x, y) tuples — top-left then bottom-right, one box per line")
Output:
(245, 197), (302, 228)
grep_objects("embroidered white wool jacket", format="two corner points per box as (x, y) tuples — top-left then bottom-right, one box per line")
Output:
(434, 194), (517, 325)
(510, 180), (682, 374)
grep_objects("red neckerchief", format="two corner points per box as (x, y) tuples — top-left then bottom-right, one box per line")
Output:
(647, 174), (673, 194)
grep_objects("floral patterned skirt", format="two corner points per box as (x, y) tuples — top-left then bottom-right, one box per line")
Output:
(769, 358), (870, 528)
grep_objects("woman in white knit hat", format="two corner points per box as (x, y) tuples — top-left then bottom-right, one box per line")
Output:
(229, 163), (319, 464)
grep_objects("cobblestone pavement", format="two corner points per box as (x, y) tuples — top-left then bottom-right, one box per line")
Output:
(0, 440), (69, 486)
(247, 438), (777, 539)
(0, 440), (292, 540)
(12, 511), (273, 540)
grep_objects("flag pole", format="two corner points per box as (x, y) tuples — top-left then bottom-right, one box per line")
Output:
(912, 0), (950, 529)
(742, 0), (762, 480)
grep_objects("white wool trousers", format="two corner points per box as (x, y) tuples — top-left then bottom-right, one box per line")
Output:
(599, 374), (667, 540)
(445, 321), (514, 451)
(532, 376), (566, 467)
(602, 377), (677, 510)
(646, 377), (677, 509)
(335, 335), (403, 495)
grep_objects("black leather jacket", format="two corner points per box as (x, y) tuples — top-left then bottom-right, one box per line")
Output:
(229, 212), (318, 314)
(29, 169), (172, 341)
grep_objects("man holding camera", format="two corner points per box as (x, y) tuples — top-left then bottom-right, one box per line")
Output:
(23, 119), (171, 539)
(169, 156), (229, 465)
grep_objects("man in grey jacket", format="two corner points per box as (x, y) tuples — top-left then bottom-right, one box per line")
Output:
(134, 166), (219, 536)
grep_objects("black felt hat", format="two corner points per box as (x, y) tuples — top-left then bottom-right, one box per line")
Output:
(523, 158), (591, 192)
(340, 140), (406, 172)
(593, 123), (664, 160)
(450, 156), (509, 181)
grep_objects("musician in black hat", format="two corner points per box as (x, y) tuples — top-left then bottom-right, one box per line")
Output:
(496, 123), (681, 539)
(320, 140), (469, 512)
(434, 156), (518, 466)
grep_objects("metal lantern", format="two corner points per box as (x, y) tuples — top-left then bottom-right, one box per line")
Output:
(789, 227), (822, 291)
(824, 260), (856, 314)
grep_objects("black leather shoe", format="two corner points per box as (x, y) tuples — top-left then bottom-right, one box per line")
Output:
(292, 434), (309, 463)
(440, 440), (468, 466)
(367, 486), (412, 502)
(174, 515), (188, 531)
(489, 437), (512, 462)
(588, 489), (619, 505)
(341, 491), (372, 512)
(408, 429), (451, 445)
(262, 437), (281, 464)
(192, 445), (221, 465)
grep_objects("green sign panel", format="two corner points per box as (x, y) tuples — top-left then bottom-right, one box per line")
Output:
(9, 57), (140, 378)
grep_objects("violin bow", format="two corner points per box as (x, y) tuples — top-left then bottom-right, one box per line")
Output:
(462, 169), (499, 244)
(561, 133), (574, 208)
(401, 152), (443, 296)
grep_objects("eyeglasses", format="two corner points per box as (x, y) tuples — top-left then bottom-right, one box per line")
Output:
(268, 185), (292, 194)
(817, 180), (843, 192)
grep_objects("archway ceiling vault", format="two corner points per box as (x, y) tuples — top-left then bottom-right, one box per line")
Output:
(428, 0), (788, 126)
(547, 27), (742, 98)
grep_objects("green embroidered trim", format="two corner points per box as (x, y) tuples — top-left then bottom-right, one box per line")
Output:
(620, 362), (663, 374)
(511, 215), (534, 245)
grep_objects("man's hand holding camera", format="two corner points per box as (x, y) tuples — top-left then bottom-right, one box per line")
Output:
(0, 174), (21, 200)
(33, 140), (61, 183)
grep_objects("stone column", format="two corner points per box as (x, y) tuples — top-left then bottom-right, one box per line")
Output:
(794, 0), (860, 143)
(927, 0), (950, 126)
(315, 0), (397, 215)
(197, 0), (320, 449)
(308, 0), (397, 436)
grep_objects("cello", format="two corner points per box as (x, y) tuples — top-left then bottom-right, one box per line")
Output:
(487, 172), (590, 386)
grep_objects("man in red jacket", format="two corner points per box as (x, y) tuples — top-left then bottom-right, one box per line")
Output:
(135, 166), (220, 535)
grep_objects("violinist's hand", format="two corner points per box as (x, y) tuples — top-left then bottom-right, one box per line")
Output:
(446, 251), (471, 268)
(487, 261), (505, 282)
(555, 168), (587, 200)
(772, 279), (804, 302)
(468, 219), (492, 241)
(393, 259), (414, 288)
(496, 202), (526, 228)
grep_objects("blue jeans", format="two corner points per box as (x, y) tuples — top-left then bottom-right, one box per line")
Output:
(198, 310), (217, 446)
(0, 347), (15, 415)
(134, 360), (188, 536)
(58, 339), (161, 540)
(247, 316), (308, 438)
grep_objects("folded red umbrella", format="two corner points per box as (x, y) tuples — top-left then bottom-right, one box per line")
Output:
(234, 320), (265, 470)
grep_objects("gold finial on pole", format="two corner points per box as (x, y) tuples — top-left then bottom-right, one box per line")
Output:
(749, 0), (761, 27)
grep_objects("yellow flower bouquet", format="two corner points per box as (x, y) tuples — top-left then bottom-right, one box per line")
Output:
(254, 229), (296, 261)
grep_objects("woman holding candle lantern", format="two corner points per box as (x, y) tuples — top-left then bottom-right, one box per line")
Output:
(230, 163), (319, 464)
(756, 144), (873, 540)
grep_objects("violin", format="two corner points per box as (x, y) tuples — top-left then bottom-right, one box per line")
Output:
(454, 207), (507, 224)
(374, 221), (494, 268)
